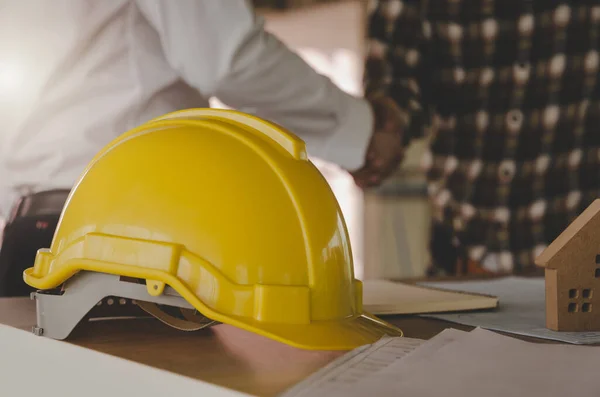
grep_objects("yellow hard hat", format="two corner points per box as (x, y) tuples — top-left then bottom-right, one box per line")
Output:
(23, 108), (402, 350)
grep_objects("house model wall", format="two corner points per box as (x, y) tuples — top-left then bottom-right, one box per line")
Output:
(535, 199), (600, 332)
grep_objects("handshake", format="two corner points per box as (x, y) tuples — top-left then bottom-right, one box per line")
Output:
(350, 95), (407, 189)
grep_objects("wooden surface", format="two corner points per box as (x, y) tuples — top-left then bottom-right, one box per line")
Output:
(0, 297), (473, 397)
(0, 296), (572, 396)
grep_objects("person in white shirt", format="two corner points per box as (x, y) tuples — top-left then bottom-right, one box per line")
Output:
(0, 0), (404, 296)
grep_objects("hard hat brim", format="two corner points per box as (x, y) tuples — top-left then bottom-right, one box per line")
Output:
(25, 260), (404, 351)
(223, 311), (403, 351)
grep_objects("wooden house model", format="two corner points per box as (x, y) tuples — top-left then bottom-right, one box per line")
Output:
(535, 199), (600, 332)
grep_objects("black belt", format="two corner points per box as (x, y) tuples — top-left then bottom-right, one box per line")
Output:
(0, 189), (70, 297)
(6, 189), (71, 225)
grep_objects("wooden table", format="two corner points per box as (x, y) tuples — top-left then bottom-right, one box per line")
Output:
(0, 297), (479, 396)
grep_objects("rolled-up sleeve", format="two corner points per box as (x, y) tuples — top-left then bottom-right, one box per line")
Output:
(135, 0), (372, 170)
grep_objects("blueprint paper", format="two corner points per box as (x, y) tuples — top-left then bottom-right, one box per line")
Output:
(350, 328), (600, 397)
(281, 325), (600, 397)
(420, 277), (600, 344)
(369, 328), (469, 375)
(278, 336), (423, 397)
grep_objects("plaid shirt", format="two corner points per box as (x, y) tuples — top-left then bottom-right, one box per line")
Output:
(366, 0), (600, 275)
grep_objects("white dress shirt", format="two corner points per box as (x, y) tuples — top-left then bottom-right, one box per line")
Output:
(0, 0), (372, 217)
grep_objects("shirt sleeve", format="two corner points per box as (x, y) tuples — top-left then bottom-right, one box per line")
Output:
(135, 0), (373, 171)
(364, 0), (430, 145)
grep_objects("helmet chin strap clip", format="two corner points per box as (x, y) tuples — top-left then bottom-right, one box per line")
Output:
(30, 271), (218, 339)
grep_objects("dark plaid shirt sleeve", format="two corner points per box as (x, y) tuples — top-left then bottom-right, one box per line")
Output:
(365, 0), (600, 276)
(364, 0), (431, 146)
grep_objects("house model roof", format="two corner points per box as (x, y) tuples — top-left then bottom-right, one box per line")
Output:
(535, 199), (600, 268)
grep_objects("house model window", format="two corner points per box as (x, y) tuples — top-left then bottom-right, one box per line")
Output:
(535, 199), (600, 332)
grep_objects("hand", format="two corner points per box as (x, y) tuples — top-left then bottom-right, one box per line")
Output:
(351, 96), (406, 188)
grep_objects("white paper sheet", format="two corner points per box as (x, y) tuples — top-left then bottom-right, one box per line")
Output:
(371, 328), (468, 375)
(351, 328), (600, 397)
(420, 277), (600, 344)
(336, 329), (469, 397)
(278, 336), (424, 397)
(0, 323), (250, 397)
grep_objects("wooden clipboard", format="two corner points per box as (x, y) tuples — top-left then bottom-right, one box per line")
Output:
(362, 279), (499, 315)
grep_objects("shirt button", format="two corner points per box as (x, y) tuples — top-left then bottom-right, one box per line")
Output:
(482, 19), (498, 41)
(554, 5), (571, 27)
(461, 203), (476, 220)
(448, 23), (463, 42)
(513, 63), (530, 84)
(494, 207), (510, 224)
(543, 106), (560, 129)
(585, 50), (599, 73)
(468, 159), (483, 180)
(476, 111), (489, 132)
(454, 68), (466, 83)
(549, 54), (566, 77)
(518, 14), (534, 36)
(506, 110), (524, 134)
(529, 200), (547, 221)
(498, 160), (516, 183)
(566, 191), (582, 210)
(479, 68), (494, 86)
